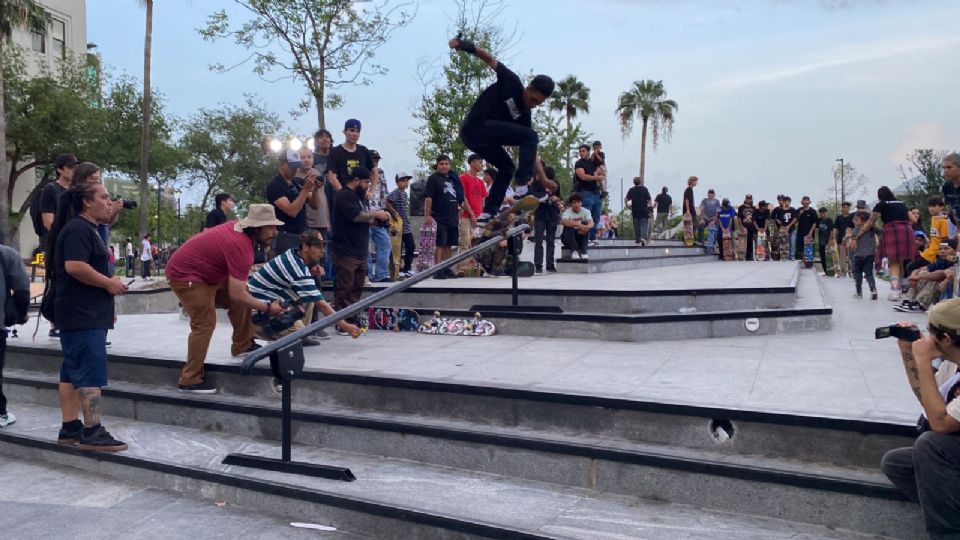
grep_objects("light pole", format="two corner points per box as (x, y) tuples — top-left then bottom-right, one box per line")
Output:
(835, 158), (845, 209)
(175, 188), (182, 245)
(156, 180), (162, 250)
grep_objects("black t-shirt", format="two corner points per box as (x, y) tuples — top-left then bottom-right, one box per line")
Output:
(755, 208), (770, 229)
(39, 181), (67, 226)
(626, 185), (652, 218)
(574, 158), (599, 193)
(796, 207), (818, 236)
(424, 173), (460, 227)
(834, 213), (854, 238)
(328, 144), (374, 185)
(943, 182), (960, 225)
(54, 218), (114, 331)
(331, 188), (369, 258)
(464, 63), (531, 128)
(409, 179), (426, 217)
(531, 178), (562, 222)
(771, 206), (796, 228)
(817, 217), (834, 245)
(204, 208), (227, 230)
(265, 175), (307, 234)
(737, 205), (756, 230)
(683, 187), (697, 219)
(654, 193), (672, 213)
(873, 200), (910, 224)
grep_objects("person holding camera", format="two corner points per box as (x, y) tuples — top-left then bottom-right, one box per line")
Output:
(881, 299), (960, 538)
(267, 149), (321, 256)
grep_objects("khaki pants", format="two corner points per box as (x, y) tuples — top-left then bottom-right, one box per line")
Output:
(170, 279), (254, 387)
(837, 237), (851, 276)
(456, 217), (478, 275)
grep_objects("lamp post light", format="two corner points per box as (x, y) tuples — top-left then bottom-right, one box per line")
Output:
(835, 158), (845, 209)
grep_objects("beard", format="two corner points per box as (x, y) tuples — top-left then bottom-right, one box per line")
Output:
(354, 186), (367, 198)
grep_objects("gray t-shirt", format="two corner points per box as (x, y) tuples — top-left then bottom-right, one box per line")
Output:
(700, 198), (721, 221)
(854, 228), (878, 257)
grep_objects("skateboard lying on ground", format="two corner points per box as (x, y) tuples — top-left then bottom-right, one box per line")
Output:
(682, 214), (694, 247)
(416, 221), (436, 273)
(803, 236), (815, 269)
(721, 228), (733, 261)
(755, 232), (768, 261)
(778, 229), (790, 261)
(417, 311), (496, 336)
(480, 195), (539, 238)
(360, 307), (420, 332)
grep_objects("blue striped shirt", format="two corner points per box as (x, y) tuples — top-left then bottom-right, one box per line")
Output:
(248, 248), (323, 305)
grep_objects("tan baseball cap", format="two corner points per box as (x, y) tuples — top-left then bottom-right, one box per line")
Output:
(234, 203), (285, 232)
(929, 298), (960, 333)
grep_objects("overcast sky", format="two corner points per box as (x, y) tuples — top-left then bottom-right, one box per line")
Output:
(88, 0), (960, 210)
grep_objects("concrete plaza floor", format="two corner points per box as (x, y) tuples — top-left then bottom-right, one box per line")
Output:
(16, 266), (925, 425)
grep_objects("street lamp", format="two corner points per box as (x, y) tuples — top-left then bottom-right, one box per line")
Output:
(175, 188), (182, 245)
(835, 158), (845, 208)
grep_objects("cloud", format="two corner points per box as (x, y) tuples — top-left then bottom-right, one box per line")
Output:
(889, 123), (960, 164)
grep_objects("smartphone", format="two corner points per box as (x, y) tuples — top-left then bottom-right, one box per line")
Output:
(126, 279), (135, 286)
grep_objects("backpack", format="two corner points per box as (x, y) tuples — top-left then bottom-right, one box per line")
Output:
(29, 185), (48, 237)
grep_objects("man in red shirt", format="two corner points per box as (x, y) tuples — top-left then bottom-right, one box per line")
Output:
(457, 154), (486, 275)
(166, 204), (286, 394)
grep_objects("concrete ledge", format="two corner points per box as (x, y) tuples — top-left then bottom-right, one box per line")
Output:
(556, 254), (717, 273)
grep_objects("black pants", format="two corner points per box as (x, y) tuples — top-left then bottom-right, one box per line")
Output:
(562, 227), (587, 254)
(401, 232), (416, 272)
(534, 217), (558, 268)
(906, 257), (930, 276)
(853, 255), (876, 294)
(744, 229), (756, 261)
(0, 333), (6, 415)
(141, 259), (151, 279)
(274, 231), (300, 256)
(882, 432), (960, 538)
(819, 243), (828, 273)
(125, 256), (135, 277)
(461, 119), (538, 217)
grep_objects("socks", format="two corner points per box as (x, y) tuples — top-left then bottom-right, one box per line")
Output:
(62, 419), (82, 431)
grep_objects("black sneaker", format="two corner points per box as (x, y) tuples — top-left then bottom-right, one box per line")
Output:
(57, 420), (83, 445)
(233, 341), (262, 357)
(78, 425), (128, 452)
(433, 271), (448, 280)
(444, 269), (459, 279)
(546, 266), (557, 273)
(535, 266), (543, 273)
(178, 380), (218, 394)
(49, 329), (60, 339)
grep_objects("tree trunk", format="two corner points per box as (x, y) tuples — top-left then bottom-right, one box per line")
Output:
(315, 83), (325, 130)
(138, 0), (154, 241)
(639, 116), (648, 185)
(565, 110), (573, 171)
(0, 40), (9, 247)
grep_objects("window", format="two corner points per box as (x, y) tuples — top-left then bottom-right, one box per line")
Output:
(52, 20), (65, 58)
(30, 30), (45, 53)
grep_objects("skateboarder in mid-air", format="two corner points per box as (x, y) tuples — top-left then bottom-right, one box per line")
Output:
(449, 34), (556, 231)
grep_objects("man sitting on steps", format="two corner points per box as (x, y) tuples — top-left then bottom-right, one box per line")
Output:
(560, 193), (593, 260)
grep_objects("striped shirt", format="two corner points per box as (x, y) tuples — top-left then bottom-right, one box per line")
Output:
(387, 187), (411, 234)
(248, 248), (323, 305)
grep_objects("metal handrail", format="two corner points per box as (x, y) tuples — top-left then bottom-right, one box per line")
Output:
(242, 223), (530, 371)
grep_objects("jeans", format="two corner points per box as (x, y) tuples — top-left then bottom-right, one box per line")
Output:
(125, 256), (135, 277)
(882, 431), (960, 538)
(400, 232), (415, 272)
(852, 255), (876, 295)
(534, 217), (558, 269)
(368, 226), (391, 281)
(141, 259), (151, 279)
(579, 191), (602, 241)
(632, 217), (649, 244)
(461, 119), (538, 217)
(789, 230), (797, 261)
(0, 333), (6, 415)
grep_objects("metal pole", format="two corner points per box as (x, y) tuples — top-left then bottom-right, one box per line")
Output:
(281, 358), (292, 462)
(176, 196), (181, 245)
(840, 158), (845, 206)
(156, 181), (161, 250)
(509, 235), (519, 306)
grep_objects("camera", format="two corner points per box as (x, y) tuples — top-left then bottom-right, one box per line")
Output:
(112, 197), (138, 209)
(875, 324), (922, 341)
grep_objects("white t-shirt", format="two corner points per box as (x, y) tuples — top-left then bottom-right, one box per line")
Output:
(126, 242), (133, 257)
(141, 239), (152, 261)
(562, 207), (593, 226)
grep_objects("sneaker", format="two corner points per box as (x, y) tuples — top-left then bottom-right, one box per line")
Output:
(853, 292), (862, 299)
(177, 380), (218, 394)
(579, 252), (589, 260)
(433, 272), (448, 280)
(233, 341), (262, 357)
(535, 266), (543, 273)
(0, 413), (15, 427)
(546, 266), (557, 273)
(58, 420), (83, 445)
(314, 329), (331, 340)
(892, 303), (909, 312)
(888, 290), (901, 301)
(335, 327), (352, 336)
(908, 302), (927, 313)
(373, 277), (394, 283)
(445, 269), (459, 279)
(302, 335), (326, 346)
(272, 378), (283, 395)
(77, 425), (128, 452)
(49, 329), (60, 339)
(871, 291), (878, 300)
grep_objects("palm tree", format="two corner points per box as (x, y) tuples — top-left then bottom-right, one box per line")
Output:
(0, 0), (49, 242)
(137, 0), (153, 241)
(547, 75), (590, 168)
(615, 80), (678, 185)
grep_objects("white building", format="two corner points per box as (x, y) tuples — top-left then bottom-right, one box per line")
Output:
(8, 0), (88, 256)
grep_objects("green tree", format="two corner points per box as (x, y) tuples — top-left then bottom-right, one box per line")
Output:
(818, 161), (870, 218)
(0, 0), (49, 239)
(413, 0), (513, 168)
(178, 98), (281, 209)
(533, 108), (589, 199)
(899, 148), (949, 224)
(547, 75), (589, 170)
(136, 0), (155, 241)
(199, 0), (414, 129)
(615, 80), (678, 184)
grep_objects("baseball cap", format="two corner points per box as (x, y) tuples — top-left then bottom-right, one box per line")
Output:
(350, 166), (371, 180)
(395, 171), (412, 181)
(371, 149), (381, 160)
(929, 298), (960, 334)
(299, 229), (325, 246)
(915, 230), (927, 238)
(856, 200), (867, 209)
(278, 149), (304, 170)
(55, 154), (78, 169)
(233, 204), (284, 232)
(344, 118), (362, 130)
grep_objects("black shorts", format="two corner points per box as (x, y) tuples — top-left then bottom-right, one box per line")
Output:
(435, 223), (459, 247)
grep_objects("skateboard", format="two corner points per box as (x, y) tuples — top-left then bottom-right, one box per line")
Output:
(682, 214), (694, 247)
(417, 311), (496, 336)
(481, 195), (539, 238)
(735, 229), (747, 261)
(388, 215), (403, 280)
(778, 229), (790, 261)
(416, 221), (436, 273)
(803, 237), (814, 269)
(705, 223), (717, 255)
(755, 232), (768, 261)
(721, 228), (733, 261)
(768, 226), (779, 260)
(361, 307), (420, 332)
(825, 243), (839, 276)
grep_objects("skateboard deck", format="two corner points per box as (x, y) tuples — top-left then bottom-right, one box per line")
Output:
(735, 230), (747, 261)
(825, 243), (839, 276)
(682, 214), (694, 247)
(481, 195), (539, 238)
(389, 216), (403, 280)
(768, 227), (779, 260)
(721, 229), (733, 261)
(361, 307), (420, 332)
(778, 229), (790, 261)
(705, 223), (718, 255)
(417, 311), (496, 336)
(803, 237), (815, 269)
(416, 221), (436, 273)
(755, 232), (768, 261)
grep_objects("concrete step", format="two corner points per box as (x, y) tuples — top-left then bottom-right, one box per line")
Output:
(556, 254), (717, 273)
(0, 403), (917, 539)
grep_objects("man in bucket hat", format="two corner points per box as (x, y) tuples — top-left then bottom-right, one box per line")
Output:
(166, 204), (287, 395)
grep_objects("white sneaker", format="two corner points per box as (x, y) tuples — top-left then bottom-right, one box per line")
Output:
(888, 290), (901, 301)
(0, 413), (16, 427)
(580, 252), (589, 260)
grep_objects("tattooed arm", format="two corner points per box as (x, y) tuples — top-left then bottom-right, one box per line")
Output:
(912, 337), (960, 434)
(897, 339), (923, 401)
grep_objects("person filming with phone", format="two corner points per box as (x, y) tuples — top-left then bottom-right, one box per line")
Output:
(880, 298), (960, 538)
(267, 149), (321, 255)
